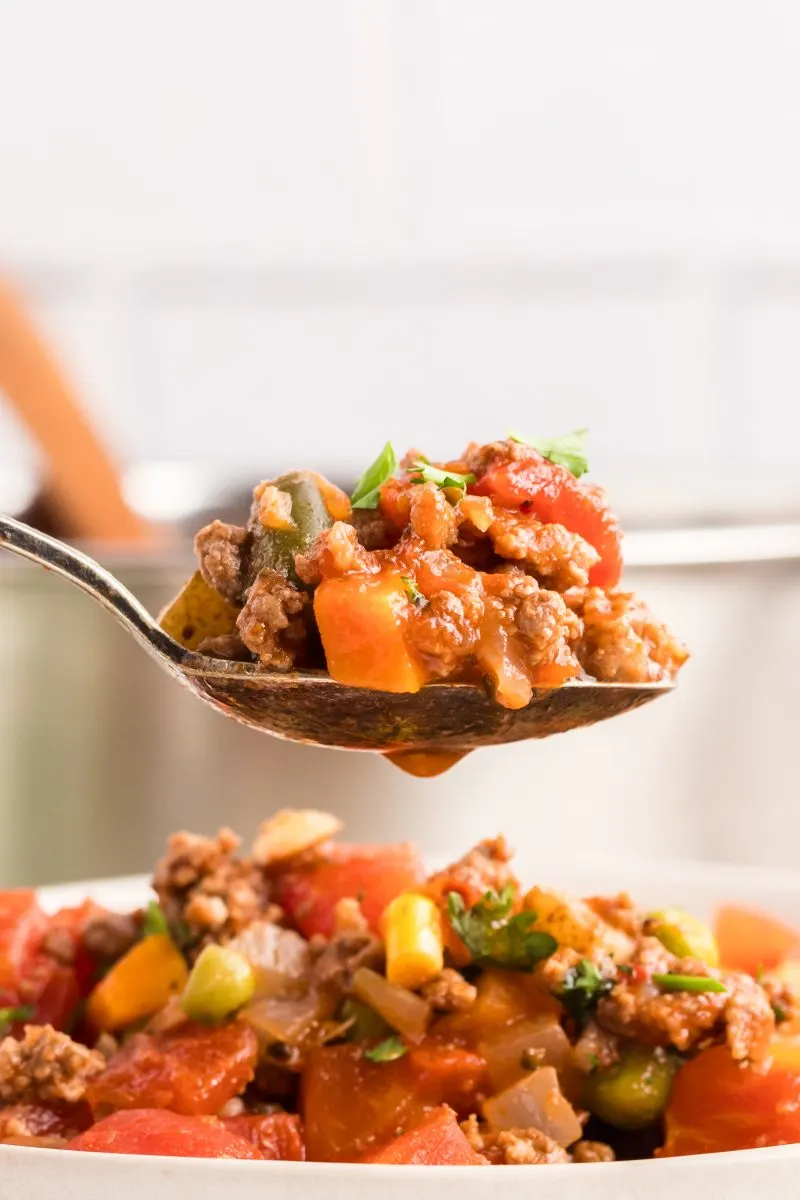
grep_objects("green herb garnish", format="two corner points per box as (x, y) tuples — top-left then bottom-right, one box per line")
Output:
(364, 1036), (408, 1063)
(773, 1003), (788, 1024)
(508, 428), (589, 478)
(559, 959), (613, 1027)
(401, 576), (427, 608)
(652, 974), (727, 994)
(408, 459), (475, 494)
(0, 1004), (34, 1035)
(447, 886), (557, 972)
(351, 442), (398, 509)
(142, 900), (170, 937)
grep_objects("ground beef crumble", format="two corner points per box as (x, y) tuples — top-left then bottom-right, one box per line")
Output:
(461, 1115), (568, 1164)
(486, 510), (599, 591)
(0, 1026), (104, 1104)
(572, 1140), (616, 1163)
(237, 569), (310, 670)
(194, 520), (250, 604)
(421, 968), (477, 1012)
(595, 938), (775, 1061)
(566, 587), (688, 683)
(152, 827), (277, 949)
(425, 836), (518, 908)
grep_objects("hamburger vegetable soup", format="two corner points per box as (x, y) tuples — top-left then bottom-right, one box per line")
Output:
(2, 810), (799, 1165)
(161, 433), (688, 709)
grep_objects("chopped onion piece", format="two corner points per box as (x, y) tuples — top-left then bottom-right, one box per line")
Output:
(352, 967), (431, 1044)
(252, 809), (342, 866)
(483, 1066), (583, 1148)
(240, 991), (326, 1047)
(228, 921), (311, 997)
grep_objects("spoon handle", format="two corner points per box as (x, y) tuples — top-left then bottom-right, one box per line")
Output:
(0, 514), (187, 668)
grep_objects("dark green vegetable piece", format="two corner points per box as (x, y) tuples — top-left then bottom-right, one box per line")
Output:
(247, 470), (334, 589)
(364, 1035), (408, 1063)
(508, 428), (589, 478)
(351, 442), (398, 509)
(142, 900), (170, 938)
(583, 1045), (678, 1130)
(447, 886), (557, 972)
(652, 973), (727, 994)
(559, 958), (613, 1028)
(401, 575), (427, 608)
(0, 1005), (34, 1035)
(340, 997), (393, 1042)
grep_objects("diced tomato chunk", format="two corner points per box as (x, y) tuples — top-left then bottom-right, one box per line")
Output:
(28, 961), (81, 1032)
(274, 843), (425, 939)
(472, 456), (623, 588)
(0, 1101), (93, 1142)
(363, 1106), (487, 1165)
(302, 1041), (487, 1162)
(68, 1109), (263, 1159)
(661, 1041), (800, 1156)
(222, 1112), (305, 1161)
(0, 891), (47, 992)
(714, 904), (800, 977)
(87, 1021), (258, 1117)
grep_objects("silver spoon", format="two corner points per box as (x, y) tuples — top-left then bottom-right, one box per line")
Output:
(0, 514), (674, 773)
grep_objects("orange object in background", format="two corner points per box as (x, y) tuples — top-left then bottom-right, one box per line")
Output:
(0, 282), (149, 544)
(661, 1041), (800, 1156)
(714, 904), (800, 976)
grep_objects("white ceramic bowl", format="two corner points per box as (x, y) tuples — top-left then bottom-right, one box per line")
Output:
(2, 854), (800, 1199)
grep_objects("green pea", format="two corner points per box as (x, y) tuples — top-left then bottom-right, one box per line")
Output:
(647, 908), (719, 966)
(181, 944), (255, 1023)
(584, 1045), (678, 1130)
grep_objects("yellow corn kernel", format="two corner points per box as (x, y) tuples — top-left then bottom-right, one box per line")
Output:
(86, 934), (189, 1032)
(383, 893), (444, 990)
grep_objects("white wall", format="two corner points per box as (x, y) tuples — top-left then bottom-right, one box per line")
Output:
(2, 1), (800, 495)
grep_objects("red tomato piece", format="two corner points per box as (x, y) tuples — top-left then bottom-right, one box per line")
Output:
(68, 1109), (263, 1159)
(0, 891), (47, 992)
(87, 1021), (258, 1117)
(274, 843), (425, 939)
(472, 456), (623, 588)
(302, 1041), (487, 1162)
(714, 904), (800, 977)
(363, 1106), (487, 1165)
(222, 1113), (305, 1161)
(48, 900), (108, 995)
(0, 1101), (93, 1142)
(661, 1042), (800, 1156)
(28, 961), (81, 1032)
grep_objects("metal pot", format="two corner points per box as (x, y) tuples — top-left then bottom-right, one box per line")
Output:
(1, 504), (798, 886)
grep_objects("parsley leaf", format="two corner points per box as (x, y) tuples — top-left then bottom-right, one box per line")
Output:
(559, 959), (613, 1027)
(364, 1036), (408, 1063)
(0, 1004), (34, 1035)
(447, 887), (557, 972)
(508, 428), (589, 478)
(401, 575), (427, 608)
(351, 442), (398, 509)
(652, 973), (727, 994)
(142, 900), (170, 937)
(408, 459), (475, 494)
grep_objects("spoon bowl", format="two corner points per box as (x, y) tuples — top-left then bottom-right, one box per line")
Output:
(0, 514), (674, 761)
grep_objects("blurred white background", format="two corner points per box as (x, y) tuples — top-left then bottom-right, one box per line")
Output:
(1, 1), (799, 883)
(3, 0), (800, 494)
